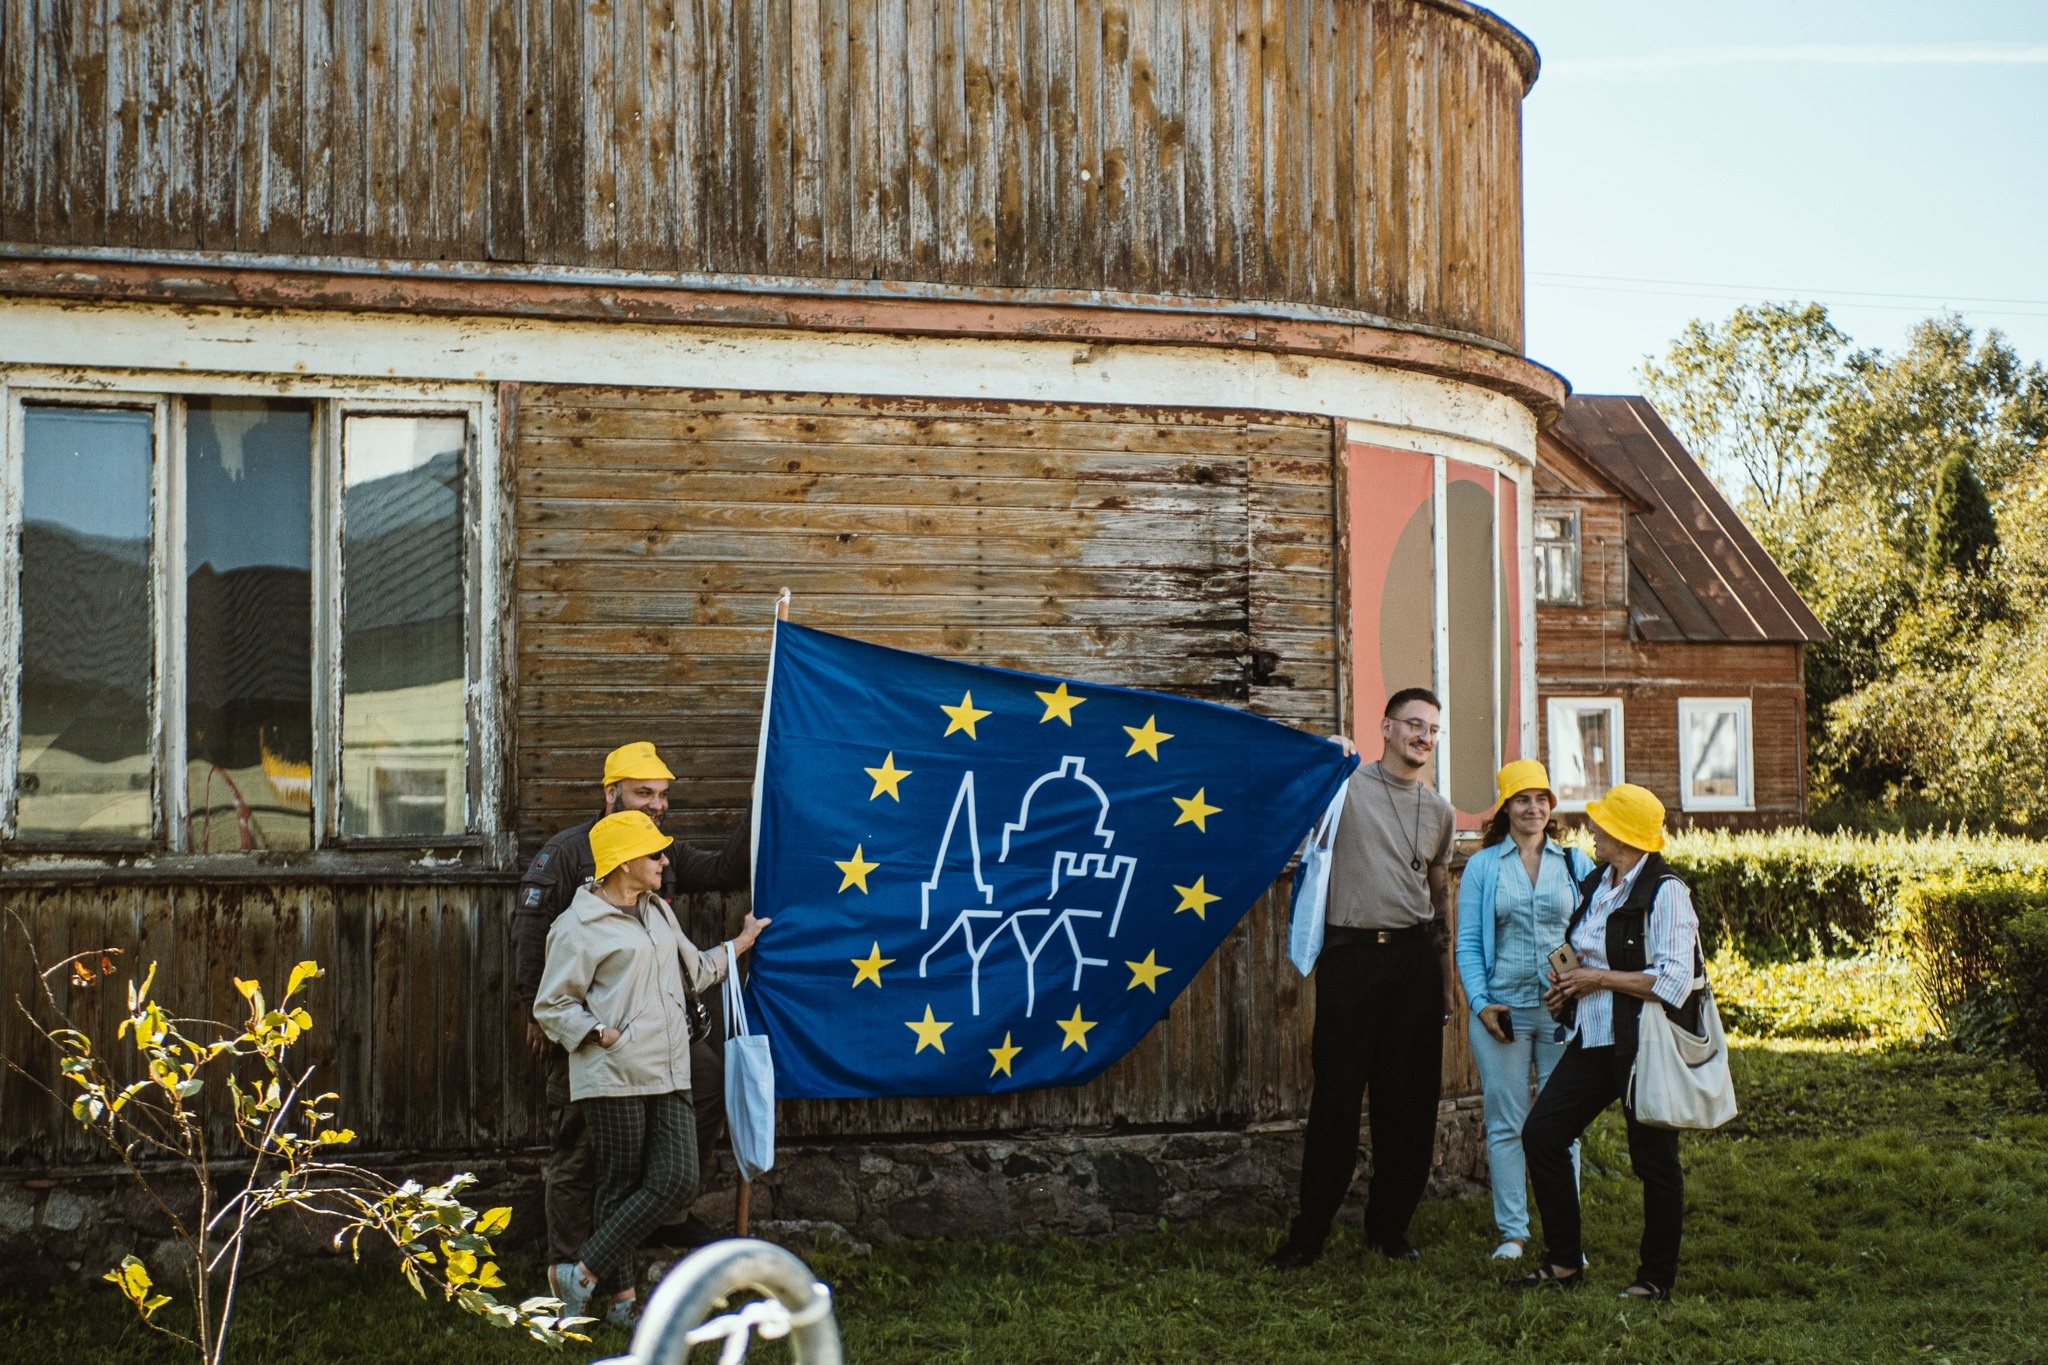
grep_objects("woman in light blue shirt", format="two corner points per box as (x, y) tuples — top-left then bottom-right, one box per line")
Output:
(1455, 759), (1593, 1261)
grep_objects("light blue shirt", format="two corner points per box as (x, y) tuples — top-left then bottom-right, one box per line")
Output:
(1489, 841), (1577, 1007)
(1456, 838), (1593, 1015)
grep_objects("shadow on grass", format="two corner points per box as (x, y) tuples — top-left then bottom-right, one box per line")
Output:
(4, 1042), (2043, 1364)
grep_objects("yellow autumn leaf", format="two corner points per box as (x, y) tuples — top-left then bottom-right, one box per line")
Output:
(475, 1206), (512, 1236)
(232, 976), (260, 1001)
(287, 960), (322, 997)
(446, 1248), (479, 1283)
(478, 1262), (506, 1289)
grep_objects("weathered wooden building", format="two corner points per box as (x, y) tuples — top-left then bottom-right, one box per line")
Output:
(1534, 396), (1827, 830)
(0, 0), (1565, 1251)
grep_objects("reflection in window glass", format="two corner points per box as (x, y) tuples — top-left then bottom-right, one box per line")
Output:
(18, 408), (155, 841)
(1681, 700), (1751, 807)
(340, 417), (466, 838)
(1535, 511), (1579, 605)
(185, 398), (315, 852)
(1548, 699), (1622, 807)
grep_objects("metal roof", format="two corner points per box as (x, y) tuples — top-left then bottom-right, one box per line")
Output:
(1546, 396), (1829, 645)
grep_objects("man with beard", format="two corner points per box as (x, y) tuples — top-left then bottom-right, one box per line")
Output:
(513, 741), (750, 1285)
(1268, 687), (1458, 1268)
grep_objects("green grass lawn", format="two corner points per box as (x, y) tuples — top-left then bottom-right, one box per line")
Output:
(8, 1040), (2045, 1364)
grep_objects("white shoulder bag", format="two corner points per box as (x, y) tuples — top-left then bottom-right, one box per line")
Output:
(1629, 974), (1737, 1131)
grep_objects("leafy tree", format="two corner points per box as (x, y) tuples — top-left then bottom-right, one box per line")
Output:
(1641, 307), (2048, 827)
(1828, 315), (2048, 562)
(1640, 301), (1848, 547)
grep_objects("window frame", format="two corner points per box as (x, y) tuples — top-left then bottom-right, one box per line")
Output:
(1676, 696), (1754, 813)
(1544, 695), (1625, 813)
(1533, 507), (1581, 606)
(0, 370), (502, 856)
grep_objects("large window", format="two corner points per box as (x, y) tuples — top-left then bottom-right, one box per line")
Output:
(1678, 698), (1753, 812)
(2, 383), (494, 853)
(1546, 697), (1623, 812)
(1534, 509), (1580, 605)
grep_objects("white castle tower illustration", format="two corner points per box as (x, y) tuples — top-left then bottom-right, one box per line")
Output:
(918, 757), (1138, 1016)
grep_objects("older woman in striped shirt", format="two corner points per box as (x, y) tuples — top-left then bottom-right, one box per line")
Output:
(1505, 783), (1703, 1302)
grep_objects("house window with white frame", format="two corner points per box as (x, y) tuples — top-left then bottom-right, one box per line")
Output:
(1546, 697), (1623, 811)
(1534, 509), (1580, 605)
(1677, 697), (1754, 811)
(4, 381), (495, 852)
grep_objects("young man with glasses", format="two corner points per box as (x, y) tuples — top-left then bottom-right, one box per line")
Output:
(1269, 687), (1458, 1268)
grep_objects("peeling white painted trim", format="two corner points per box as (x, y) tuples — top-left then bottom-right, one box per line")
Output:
(0, 300), (1539, 469)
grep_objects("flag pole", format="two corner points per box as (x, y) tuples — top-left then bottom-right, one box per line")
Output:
(737, 589), (790, 1239)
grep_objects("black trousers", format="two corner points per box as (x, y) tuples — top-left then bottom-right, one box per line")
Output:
(1523, 1041), (1684, 1290)
(1288, 930), (1443, 1251)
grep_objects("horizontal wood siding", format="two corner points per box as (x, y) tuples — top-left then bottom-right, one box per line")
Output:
(1538, 638), (1809, 830)
(513, 386), (1338, 846)
(0, 0), (1531, 347)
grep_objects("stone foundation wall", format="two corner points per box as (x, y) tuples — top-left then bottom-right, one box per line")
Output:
(0, 1099), (1484, 1288)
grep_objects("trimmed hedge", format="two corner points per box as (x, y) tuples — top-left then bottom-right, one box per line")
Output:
(1894, 874), (2048, 1020)
(1998, 911), (2048, 1091)
(1661, 829), (2048, 958)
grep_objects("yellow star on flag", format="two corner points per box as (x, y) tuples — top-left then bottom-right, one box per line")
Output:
(1056, 1005), (1097, 1052)
(1035, 682), (1086, 726)
(1172, 788), (1220, 831)
(988, 1031), (1022, 1077)
(835, 844), (879, 893)
(906, 1005), (952, 1054)
(1173, 876), (1220, 919)
(1125, 951), (1172, 993)
(864, 752), (911, 801)
(850, 941), (895, 988)
(1122, 714), (1174, 760)
(941, 691), (992, 739)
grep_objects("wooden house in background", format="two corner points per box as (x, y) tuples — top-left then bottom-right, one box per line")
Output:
(1533, 396), (1827, 830)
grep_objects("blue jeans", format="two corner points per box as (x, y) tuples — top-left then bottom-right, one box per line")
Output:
(1469, 1004), (1575, 1241)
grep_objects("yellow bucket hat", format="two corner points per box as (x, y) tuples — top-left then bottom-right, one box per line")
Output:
(1494, 758), (1555, 809)
(602, 741), (676, 787)
(590, 809), (674, 881)
(1585, 783), (1667, 852)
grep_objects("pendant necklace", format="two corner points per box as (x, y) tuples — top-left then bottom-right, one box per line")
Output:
(1374, 763), (1427, 872)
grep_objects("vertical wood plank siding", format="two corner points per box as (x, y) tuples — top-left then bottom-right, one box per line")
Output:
(0, 0), (1532, 348)
(0, 881), (541, 1166)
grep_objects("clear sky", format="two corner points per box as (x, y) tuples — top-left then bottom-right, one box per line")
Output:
(1490, 0), (2048, 395)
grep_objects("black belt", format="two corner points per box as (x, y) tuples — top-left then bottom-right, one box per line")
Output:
(1325, 924), (1430, 948)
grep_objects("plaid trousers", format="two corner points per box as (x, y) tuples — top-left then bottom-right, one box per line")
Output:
(580, 1090), (700, 1290)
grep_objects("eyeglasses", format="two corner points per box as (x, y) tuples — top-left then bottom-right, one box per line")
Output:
(1390, 717), (1441, 737)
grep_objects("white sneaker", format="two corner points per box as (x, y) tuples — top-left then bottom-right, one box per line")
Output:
(1491, 1239), (1526, 1260)
(549, 1262), (596, 1321)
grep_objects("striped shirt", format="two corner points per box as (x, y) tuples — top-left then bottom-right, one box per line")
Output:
(1567, 857), (1700, 1048)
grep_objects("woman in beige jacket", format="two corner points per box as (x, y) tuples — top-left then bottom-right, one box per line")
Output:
(534, 809), (769, 1323)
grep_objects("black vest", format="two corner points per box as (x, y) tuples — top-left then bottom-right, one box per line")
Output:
(1564, 852), (1704, 1076)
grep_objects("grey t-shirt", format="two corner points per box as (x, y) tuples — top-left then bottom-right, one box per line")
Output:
(1325, 761), (1457, 930)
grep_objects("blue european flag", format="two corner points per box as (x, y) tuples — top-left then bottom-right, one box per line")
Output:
(747, 621), (1358, 1099)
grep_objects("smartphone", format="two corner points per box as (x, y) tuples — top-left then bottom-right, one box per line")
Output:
(1547, 943), (1581, 977)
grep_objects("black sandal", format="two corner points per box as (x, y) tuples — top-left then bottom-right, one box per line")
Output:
(1504, 1263), (1584, 1290)
(1617, 1282), (1669, 1301)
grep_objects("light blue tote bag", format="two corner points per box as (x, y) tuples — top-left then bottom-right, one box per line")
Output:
(1287, 782), (1349, 976)
(724, 957), (776, 1181)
